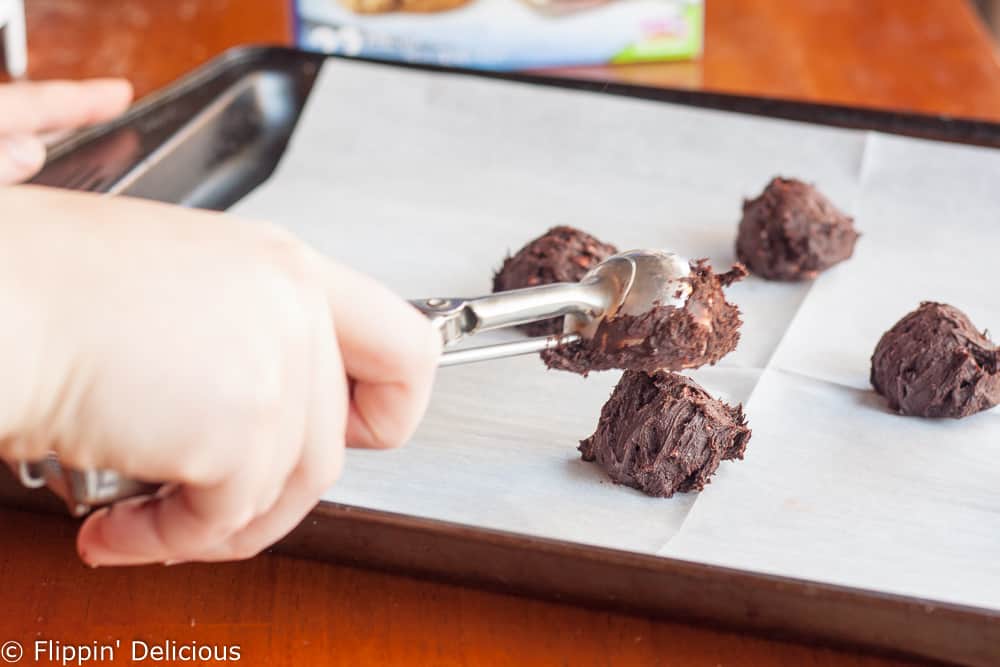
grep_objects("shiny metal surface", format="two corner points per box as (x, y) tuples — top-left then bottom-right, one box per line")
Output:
(16, 461), (46, 489)
(17, 455), (159, 517)
(412, 280), (610, 349)
(565, 249), (691, 339)
(437, 333), (581, 367)
(30, 49), (322, 210)
(0, 0), (27, 79)
(417, 249), (691, 366)
(459, 280), (610, 335)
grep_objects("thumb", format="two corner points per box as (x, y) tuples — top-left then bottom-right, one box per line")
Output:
(0, 135), (47, 184)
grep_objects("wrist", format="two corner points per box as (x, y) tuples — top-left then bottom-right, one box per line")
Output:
(0, 189), (64, 458)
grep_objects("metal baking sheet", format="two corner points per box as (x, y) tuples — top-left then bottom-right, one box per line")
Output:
(16, 47), (1000, 666)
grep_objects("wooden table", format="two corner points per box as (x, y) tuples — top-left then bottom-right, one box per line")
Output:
(24, 0), (1000, 120)
(5, 1), (1000, 665)
(1, 506), (921, 667)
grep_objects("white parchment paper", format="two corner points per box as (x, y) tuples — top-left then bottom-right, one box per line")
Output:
(232, 60), (1000, 606)
(663, 134), (1000, 609)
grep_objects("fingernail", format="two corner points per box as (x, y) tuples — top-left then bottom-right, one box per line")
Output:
(79, 550), (99, 569)
(163, 560), (187, 567)
(1, 135), (45, 169)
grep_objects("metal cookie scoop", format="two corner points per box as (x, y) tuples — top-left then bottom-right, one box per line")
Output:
(18, 457), (160, 517)
(413, 249), (692, 366)
(16, 249), (691, 516)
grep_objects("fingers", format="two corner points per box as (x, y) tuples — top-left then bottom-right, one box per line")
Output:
(75, 396), (294, 567)
(0, 79), (133, 135)
(194, 437), (345, 561)
(0, 134), (46, 184)
(76, 297), (348, 566)
(76, 470), (266, 567)
(320, 262), (440, 450)
(0, 79), (133, 184)
(193, 309), (348, 562)
(64, 226), (434, 565)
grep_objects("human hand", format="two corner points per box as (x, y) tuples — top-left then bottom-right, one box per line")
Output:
(0, 79), (133, 184)
(0, 185), (440, 566)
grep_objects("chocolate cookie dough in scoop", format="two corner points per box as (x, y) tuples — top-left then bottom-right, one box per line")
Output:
(871, 302), (1000, 418)
(580, 371), (750, 498)
(737, 177), (859, 281)
(493, 226), (618, 336)
(542, 260), (747, 375)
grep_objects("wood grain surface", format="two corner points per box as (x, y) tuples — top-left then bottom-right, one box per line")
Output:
(21, 0), (1000, 120)
(0, 507), (923, 667)
(544, 0), (1000, 121)
(4, 1), (999, 665)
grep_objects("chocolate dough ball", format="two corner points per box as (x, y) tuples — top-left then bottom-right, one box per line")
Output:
(541, 260), (747, 376)
(736, 177), (859, 281)
(580, 371), (750, 498)
(493, 226), (618, 336)
(871, 302), (1000, 418)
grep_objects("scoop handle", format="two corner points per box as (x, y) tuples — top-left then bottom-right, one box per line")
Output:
(411, 279), (610, 348)
(438, 333), (581, 367)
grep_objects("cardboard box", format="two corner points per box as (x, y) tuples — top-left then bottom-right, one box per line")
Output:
(296, 0), (703, 70)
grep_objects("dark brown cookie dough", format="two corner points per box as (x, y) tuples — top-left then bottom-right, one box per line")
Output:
(871, 302), (1000, 419)
(580, 371), (750, 498)
(736, 177), (859, 281)
(541, 260), (747, 375)
(493, 226), (618, 336)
